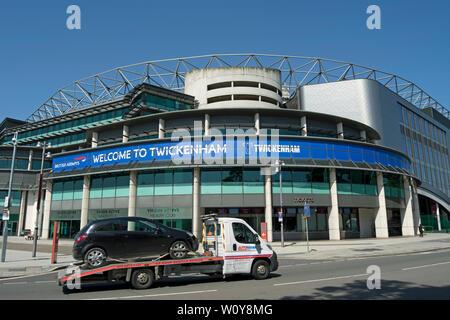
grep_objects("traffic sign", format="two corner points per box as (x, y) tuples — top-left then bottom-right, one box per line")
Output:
(304, 204), (311, 218)
(278, 210), (283, 222)
(2, 208), (10, 221)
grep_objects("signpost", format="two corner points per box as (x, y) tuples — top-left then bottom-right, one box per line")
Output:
(260, 222), (268, 241)
(304, 203), (311, 253)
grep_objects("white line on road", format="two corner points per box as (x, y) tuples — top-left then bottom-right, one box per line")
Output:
(401, 261), (450, 271)
(273, 273), (368, 286)
(87, 289), (219, 300)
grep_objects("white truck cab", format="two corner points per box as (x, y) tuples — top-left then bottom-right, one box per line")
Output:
(202, 215), (278, 279)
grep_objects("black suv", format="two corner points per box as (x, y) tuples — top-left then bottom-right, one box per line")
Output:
(73, 217), (198, 268)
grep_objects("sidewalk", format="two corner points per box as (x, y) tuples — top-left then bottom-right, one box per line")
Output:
(271, 233), (450, 260)
(1, 233), (449, 278)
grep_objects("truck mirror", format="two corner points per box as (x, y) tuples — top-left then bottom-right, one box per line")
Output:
(254, 234), (260, 245)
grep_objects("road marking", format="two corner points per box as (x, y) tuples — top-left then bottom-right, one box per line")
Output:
(401, 261), (450, 271)
(33, 280), (55, 284)
(2, 282), (27, 285)
(87, 289), (219, 300)
(273, 273), (367, 286)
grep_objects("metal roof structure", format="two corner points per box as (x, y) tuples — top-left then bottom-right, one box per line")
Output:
(26, 54), (450, 122)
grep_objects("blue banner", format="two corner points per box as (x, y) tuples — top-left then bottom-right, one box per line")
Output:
(51, 138), (411, 173)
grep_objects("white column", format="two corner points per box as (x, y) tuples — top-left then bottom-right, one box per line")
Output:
(128, 171), (137, 218)
(264, 169), (273, 242)
(80, 175), (90, 229)
(436, 203), (442, 231)
(158, 118), (165, 139)
(92, 132), (98, 148)
(17, 191), (27, 236)
(301, 116), (307, 136)
(204, 114), (210, 136)
(401, 176), (415, 236)
(328, 168), (340, 240)
(411, 180), (422, 235)
(337, 122), (344, 140)
(255, 113), (260, 135)
(41, 181), (52, 239)
(122, 125), (129, 143)
(192, 167), (201, 239)
(375, 172), (389, 238)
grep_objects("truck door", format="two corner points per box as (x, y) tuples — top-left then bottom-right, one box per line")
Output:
(228, 221), (260, 274)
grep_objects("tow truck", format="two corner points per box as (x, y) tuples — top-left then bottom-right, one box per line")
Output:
(58, 215), (278, 290)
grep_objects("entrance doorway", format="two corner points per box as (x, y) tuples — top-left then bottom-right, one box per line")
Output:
(387, 209), (402, 236)
(204, 208), (265, 233)
(50, 220), (80, 239)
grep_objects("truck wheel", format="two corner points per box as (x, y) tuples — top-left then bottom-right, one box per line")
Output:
(252, 260), (270, 280)
(169, 240), (188, 259)
(131, 269), (154, 290)
(84, 247), (107, 269)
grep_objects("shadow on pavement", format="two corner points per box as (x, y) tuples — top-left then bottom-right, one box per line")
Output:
(281, 279), (450, 300)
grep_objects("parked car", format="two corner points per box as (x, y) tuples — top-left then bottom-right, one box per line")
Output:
(73, 217), (198, 268)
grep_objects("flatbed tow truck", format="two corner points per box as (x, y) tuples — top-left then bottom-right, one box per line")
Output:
(58, 215), (278, 290)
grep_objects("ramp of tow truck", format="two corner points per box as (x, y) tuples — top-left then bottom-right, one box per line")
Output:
(58, 255), (224, 285)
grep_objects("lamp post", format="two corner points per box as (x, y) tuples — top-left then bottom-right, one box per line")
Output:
(1, 132), (18, 262)
(32, 141), (51, 258)
(275, 160), (285, 247)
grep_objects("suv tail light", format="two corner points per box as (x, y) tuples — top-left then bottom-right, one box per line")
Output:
(75, 234), (87, 244)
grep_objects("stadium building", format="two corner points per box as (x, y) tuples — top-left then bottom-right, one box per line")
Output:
(0, 54), (449, 241)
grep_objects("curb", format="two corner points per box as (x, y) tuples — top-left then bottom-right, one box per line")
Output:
(275, 246), (450, 260)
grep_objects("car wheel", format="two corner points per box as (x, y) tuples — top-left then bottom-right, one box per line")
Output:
(84, 247), (107, 269)
(169, 240), (188, 259)
(252, 260), (270, 280)
(131, 269), (154, 290)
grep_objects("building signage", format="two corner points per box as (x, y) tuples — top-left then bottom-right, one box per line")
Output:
(50, 210), (81, 221)
(52, 137), (410, 173)
(136, 207), (192, 220)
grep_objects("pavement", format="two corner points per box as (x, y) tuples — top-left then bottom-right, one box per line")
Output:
(0, 232), (449, 278)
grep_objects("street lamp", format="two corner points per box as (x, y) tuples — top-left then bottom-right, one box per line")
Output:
(1, 132), (18, 262)
(32, 141), (51, 258)
(274, 160), (285, 247)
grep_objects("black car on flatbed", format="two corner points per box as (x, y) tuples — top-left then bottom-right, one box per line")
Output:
(73, 217), (198, 268)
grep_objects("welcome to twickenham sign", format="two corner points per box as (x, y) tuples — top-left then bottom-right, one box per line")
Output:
(51, 132), (411, 173)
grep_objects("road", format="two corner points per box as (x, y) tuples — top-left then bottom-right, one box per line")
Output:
(0, 250), (449, 300)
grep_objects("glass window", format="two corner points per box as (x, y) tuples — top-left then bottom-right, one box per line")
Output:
(73, 179), (83, 200)
(243, 169), (264, 194)
(89, 177), (103, 199)
(173, 169), (192, 195)
(115, 174), (130, 197)
(52, 181), (63, 201)
(201, 170), (221, 194)
(222, 168), (243, 194)
(102, 177), (116, 197)
(272, 169), (292, 194)
(154, 170), (173, 195)
(137, 172), (154, 196)
(292, 169), (311, 193)
(232, 222), (256, 244)
(62, 181), (74, 200)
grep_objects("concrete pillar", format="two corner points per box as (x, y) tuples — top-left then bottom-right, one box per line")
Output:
(375, 172), (389, 238)
(204, 114), (210, 136)
(411, 180), (422, 235)
(192, 167), (201, 239)
(122, 125), (129, 143)
(328, 168), (340, 240)
(92, 132), (98, 148)
(27, 149), (34, 171)
(436, 203), (442, 231)
(337, 122), (344, 140)
(401, 176), (415, 236)
(360, 130), (367, 142)
(255, 113), (260, 135)
(264, 169), (273, 242)
(41, 181), (52, 239)
(128, 171), (137, 218)
(80, 175), (90, 229)
(301, 116), (307, 137)
(158, 118), (165, 139)
(17, 191), (27, 236)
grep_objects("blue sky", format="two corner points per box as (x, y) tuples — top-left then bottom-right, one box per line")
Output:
(0, 0), (449, 121)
